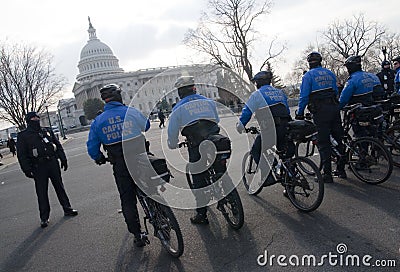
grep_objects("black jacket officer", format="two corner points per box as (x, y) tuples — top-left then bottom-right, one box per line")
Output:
(376, 60), (396, 97)
(17, 112), (77, 228)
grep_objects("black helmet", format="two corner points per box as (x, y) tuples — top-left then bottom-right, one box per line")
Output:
(306, 52), (322, 63)
(25, 111), (40, 123)
(251, 71), (272, 88)
(382, 60), (390, 67)
(343, 55), (361, 66)
(174, 76), (194, 89)
(251, 71), (273, 82)
(99, 84), (122, 103)
(392, 56), (400, 63)
(174, 76), (195, 99)
(343, 55), (362, 74)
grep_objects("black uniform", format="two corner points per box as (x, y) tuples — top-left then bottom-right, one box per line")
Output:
(376, 68), (396, 96)
(17, 124), (74, 222)
(158, 110), (166, 128)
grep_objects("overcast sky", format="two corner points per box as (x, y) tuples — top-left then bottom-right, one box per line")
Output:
(0, 0), (399, 129)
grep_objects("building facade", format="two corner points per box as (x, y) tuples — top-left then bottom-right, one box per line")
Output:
(72, 18), (219, 119)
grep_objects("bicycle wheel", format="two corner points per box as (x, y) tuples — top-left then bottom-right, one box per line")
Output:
(284, 157), (324, 212)
(295, 140), (321, 174)
(384, 125), (400, 168)
(152, 202), (184, 258)
(241, 151), (263, 195)
(348, 137), (393, 184)
(217, 188), (244, 230)
(185, 164), (195, 189)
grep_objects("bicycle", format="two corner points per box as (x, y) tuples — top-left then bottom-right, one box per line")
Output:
(180, 138), (244, 230)
(242, 126), (324, 212)
(374, 95), (400, 167)
(295, 104), (393, 184)
(106, 156), (184, 258)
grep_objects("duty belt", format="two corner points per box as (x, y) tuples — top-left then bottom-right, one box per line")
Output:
(34, 155), (56, 162)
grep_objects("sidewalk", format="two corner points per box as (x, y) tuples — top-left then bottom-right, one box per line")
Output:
(0, 137), (72, 171)
(0, 150), (18, 170)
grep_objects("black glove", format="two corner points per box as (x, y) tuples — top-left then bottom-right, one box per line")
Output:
(24, 171), (34, 179)
(95, 154), (107, 165)
(295, 114), (304, 120)
(61, 160), (68, 171)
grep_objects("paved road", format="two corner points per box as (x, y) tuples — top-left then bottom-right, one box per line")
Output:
(0, 117), (399, 272)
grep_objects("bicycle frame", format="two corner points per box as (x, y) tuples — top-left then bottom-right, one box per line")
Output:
(245, 127), (297, 186)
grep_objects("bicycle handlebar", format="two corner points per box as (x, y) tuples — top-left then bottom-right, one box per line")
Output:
(178, 141), (188, 148)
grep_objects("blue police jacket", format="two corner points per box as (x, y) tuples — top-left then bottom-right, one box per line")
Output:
(395, 67), (400, 93)
(297, 67), (338, 115)
(87, 101), (150, 160)
(239, 84), (290, 126)
(167, 94), (219, 149)
(339, 71), (377, 109)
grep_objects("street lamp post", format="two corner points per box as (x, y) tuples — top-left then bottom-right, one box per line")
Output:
(57, 108), (67, 139)
(44, 101), (51, 128)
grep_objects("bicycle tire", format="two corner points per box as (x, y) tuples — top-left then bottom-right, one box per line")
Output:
(241, 151), (264, 195)
(384, 125), (400, 168)
(185, 164), (195, 189)
(152, 202), (184, 258)
(217, 188), (244, 230)
(284, 157), (324, 212)
(295, 140), (321, 174)
(348, 137), (393, 184)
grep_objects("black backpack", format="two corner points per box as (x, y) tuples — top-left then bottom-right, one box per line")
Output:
(147, 154), (171, 183)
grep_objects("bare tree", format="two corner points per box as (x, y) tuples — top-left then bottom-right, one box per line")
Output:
(289, 14), (394, 91)
(321, 14), (386, 60)
(184, 0), (286, 83)
(0, 41), (66, 130)
(368, 32), (400, 70)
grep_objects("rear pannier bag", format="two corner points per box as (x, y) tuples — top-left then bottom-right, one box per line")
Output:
(287, 120), (317, 142)
(148, 154), (171, 182)
(206, 134), (232, 160)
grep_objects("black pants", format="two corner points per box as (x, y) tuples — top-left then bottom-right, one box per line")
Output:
(32, 158), (73, 221)
(312, 104), (345, 175)
(188, 145), (209, 216)
(159, 119), (165, 128)
(251, 125), (295, 164)
(251, 124), (295, 182)
(112, 158), (142, 236)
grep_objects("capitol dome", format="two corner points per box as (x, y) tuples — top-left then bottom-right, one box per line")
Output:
(76, 17), (123, 82)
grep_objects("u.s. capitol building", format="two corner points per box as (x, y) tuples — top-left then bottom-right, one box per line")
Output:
(72, 18), (220, 119)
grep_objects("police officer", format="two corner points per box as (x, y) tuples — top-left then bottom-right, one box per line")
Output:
(17, 112), (78, 228)
(297, 52), (346, 183)
(236, 71), (294, 186)
(376, 60), (396, 97)
(87, 84), (150, 247)
(168, 76), (220, 225)
(393, 56), (400, 93)
(339, 55), (379, 109)
(339, 56), (383, 138)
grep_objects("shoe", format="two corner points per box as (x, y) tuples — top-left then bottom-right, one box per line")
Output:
(323, 174), (333, 183)
(40, 219), (49, 228)
(283, 190), (289, 198)
(134, 232), (148, 247)
(190, 213), (209, 225)
(332, 170), (347, 179)
(64, 209), (78, 216)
